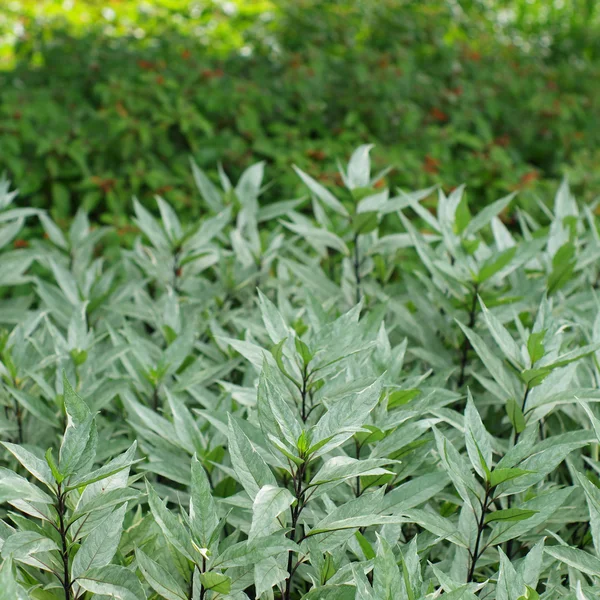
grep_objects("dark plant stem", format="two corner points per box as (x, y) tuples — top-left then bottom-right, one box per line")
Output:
(199, 556), (207, 600)
(467, 482), (491, 582)
(13, 397), (23, 443)
(355, 438), (361, 497)
(458, 283), (479, 387)
(56, 484), (72, 600)
(353, 233), (361, 304)
(284, 462), (307, 600)
(300, 367), (308, 423)
(513, 384), (531, 447)
(506, 384), (532, 558)
(152, 385), (160, 411)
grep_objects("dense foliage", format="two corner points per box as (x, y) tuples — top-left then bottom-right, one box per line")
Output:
(1, 0), (600, 223)
(1, 147), (600, 598)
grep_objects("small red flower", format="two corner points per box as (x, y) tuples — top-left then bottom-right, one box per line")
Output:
(429, 107), (449, 122)
(423, 155), (440, 174)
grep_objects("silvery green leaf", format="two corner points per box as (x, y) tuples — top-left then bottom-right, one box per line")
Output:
(496, 549), (526, 600)
(1, 531), (58, 560)
(146, 481), (195, 562)
(227, 416), (276, 500)
(236, 161), (264, 205)
(136, 547), (188, 600)
(39, 212), (68, 249)
(72, 503), (127, 578)
(574, 469), (600, 556)
(248, 485), (294, 541)
(373, 535), (402, 600)
(254, 556), (289, 599)
(0, 468), (53, 505)
(347, 144), (374, 189)
(78, 564), (147, 600)
(156, 196), (183, 243)
(212, 532), (298, 569)
(67, 441), (138, 490)
(381, 471), (449, 512)
(0, 218), (24, 249)
(464, 194), (515, 237)
(489, 487), (573, 545)
(190, 159), (222, 211)
(0, 557), (29, 600)
(257, 360), (302, 449)
(190, 456), (219, 548)
(545, 546), (600, 577)
(1, 442), (54, 490)
(292, 165), (349, 217)
(478, 299), (523, 369)
(308, 457), (393, 495)
(456, 321), (520, 399)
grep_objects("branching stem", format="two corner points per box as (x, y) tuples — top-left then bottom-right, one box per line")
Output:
(467, 481), (491, 582)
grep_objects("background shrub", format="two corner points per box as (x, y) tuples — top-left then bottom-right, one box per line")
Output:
(1, 0), (600, 224)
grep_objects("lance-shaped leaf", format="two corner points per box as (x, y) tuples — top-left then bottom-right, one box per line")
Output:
(545, 546), (600, 577)
(1, 442), (54, 490)
(190, 456), (219, 548)
(72, 503), (127, 579)
(146, 481), (195, 562)
(77, 564), (147, 600)
(464, 392), (492, 479)
(135, 547), (188, 600)
(248, 484), (294, 541)
(227, 415), (276, 500)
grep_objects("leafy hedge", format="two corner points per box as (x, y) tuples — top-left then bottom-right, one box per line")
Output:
(1, 147), (600, 598)
(1, 0), (600, 223)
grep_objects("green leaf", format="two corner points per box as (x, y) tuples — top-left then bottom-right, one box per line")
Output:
(527, 331), (546, 365)
(387, 389), (420, 409)
(489, 468), (533, 488)
(506, 397), (526, 434)
(295, 337), (313, 366)
(199, 572), (231, 594)
(353, 211), (379, 235)
(478, 247), (516, 283)
(547, 242), (576, 294)
(484, 508), (538, 524)
(355, 531), (376, 560)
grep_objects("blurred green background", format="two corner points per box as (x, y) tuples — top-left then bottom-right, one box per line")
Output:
(1, 0), (600, 225)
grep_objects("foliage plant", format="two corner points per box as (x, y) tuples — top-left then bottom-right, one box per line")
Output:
(2, 146), (600, 599)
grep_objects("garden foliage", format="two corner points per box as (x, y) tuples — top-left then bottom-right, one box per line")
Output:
(1, 0), (600, 222)
(1, 146), (600, 598)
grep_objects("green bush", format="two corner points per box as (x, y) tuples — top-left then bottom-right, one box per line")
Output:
(1, 0), (600, 223)
(1, 148), (600, 597)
